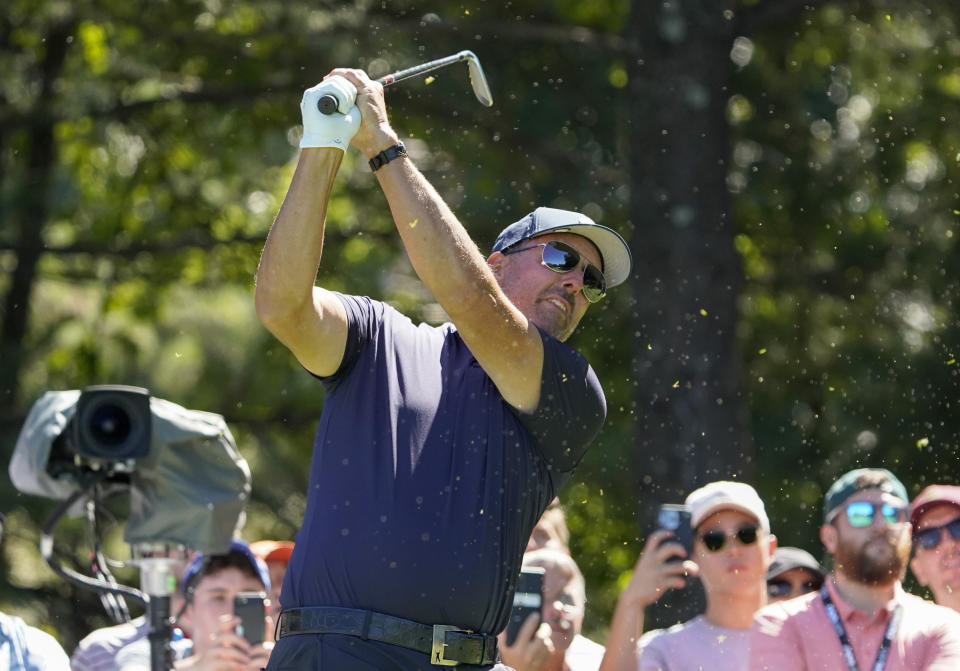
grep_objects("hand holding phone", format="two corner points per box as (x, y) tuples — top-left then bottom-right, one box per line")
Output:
(234, 592), (267, 645)
(505, 567), (544, 646)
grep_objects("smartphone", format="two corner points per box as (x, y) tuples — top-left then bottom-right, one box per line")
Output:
(234, 592), (267, 645)
(505, 567), (544, 646)
(656, 504), (693, 560)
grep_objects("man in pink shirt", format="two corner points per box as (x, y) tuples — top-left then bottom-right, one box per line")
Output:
(750, 468), (960, 671)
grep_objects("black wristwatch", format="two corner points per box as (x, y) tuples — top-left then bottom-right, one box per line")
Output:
(368, 142), (407, 172)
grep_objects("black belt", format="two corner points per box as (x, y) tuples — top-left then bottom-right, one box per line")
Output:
(277, 607), (499, 667)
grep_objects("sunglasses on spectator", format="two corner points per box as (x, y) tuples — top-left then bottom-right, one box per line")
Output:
(698, 525), (759, 552)
(838, 501), (908, 528)
(767, 576), (824, 599)
(501, 240), (607, 303)
(914, 518), (960, 550)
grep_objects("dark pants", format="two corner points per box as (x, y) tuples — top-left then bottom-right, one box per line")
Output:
(267, 633), (512, 671)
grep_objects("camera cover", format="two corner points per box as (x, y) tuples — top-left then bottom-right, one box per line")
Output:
(10, 390), (251, 554)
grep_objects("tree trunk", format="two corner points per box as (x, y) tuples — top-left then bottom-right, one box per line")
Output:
(0, 17), (75, 417)
(626, 0), (747, 626)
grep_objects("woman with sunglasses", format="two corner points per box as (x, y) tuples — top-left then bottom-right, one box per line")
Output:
(750, 468), (960, 671)
(600, 481), (776, 671)
(766, 546), (825, 604)
(909, 484), (960, 614)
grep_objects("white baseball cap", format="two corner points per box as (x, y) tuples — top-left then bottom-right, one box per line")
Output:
(685, 481), (770, 533)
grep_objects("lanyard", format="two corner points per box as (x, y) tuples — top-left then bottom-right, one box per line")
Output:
(820, 586), (903, 671)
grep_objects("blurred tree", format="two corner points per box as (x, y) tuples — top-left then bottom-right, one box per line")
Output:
(623, 0), (838, 626)
(736, 0), (960, 565)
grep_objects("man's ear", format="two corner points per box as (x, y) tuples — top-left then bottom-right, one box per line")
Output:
(910, 555), (930, 587)
(487, 251), (505, 275)
(820, 524), (838, 554)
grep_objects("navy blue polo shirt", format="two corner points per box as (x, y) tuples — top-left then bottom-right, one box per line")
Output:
(280, 294), (605, 634)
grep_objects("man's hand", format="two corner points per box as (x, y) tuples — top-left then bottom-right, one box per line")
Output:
(620, 529), (698, 610)
(176, 615), (272, 671)
(300, 76), (362, 150)
(598, 531), (699, 671)
(497, 614), (555, 671)
(325, 69), (399, 158)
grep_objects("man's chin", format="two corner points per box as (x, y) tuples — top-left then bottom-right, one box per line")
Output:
(837, 539), (907, 585)
(531, 313), (574, 341)
(549, 626), (576, 651)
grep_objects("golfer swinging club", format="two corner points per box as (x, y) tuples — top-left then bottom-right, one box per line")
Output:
(256, 67), (631, 669)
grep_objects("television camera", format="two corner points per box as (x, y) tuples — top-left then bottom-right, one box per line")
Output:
(10, 385), (251, 671)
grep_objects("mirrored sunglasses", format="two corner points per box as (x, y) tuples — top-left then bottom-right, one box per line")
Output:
(699, 525), (759, 552)
(843, 501), (907, 528)
(766, 577), (823, 599)
(914, 518), (960, 550)
(501, 240), (607, 303)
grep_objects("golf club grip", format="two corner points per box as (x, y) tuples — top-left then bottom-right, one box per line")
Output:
(318, 55), (460, 113)
(317, 95), (339, 114)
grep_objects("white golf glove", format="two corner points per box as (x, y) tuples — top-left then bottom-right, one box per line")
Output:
(300, 76), (361, 150)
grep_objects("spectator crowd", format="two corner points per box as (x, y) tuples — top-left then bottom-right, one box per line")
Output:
(4, 468), (960, 670)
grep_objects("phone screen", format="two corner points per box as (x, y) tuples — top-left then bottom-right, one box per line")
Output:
(505, 567), (544, 646)
(233, 592), (267, 645)
(656, 504), (693, 558)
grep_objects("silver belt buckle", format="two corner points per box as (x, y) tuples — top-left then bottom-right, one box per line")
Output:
(431, 624), (467, 666)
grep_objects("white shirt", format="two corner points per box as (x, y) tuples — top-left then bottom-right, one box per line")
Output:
(567, 633), (605, 671)
(71, 617), (191, 671)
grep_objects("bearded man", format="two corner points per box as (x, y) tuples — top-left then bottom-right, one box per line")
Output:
(750, 468), (960, 671)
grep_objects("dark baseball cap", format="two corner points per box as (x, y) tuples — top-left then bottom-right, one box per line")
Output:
(910, 484), (960, 528)
(492, 207), (632, 288)
(181, 539), (270, 597)
(823, 467), (908, 523)
(767, 546), (824, 582)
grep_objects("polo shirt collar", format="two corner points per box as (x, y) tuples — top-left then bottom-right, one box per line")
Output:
(826, 572), (902, 623)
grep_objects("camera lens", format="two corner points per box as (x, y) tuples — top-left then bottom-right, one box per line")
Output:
(89, 404), (132, 445)
(73, 385), (151, 461)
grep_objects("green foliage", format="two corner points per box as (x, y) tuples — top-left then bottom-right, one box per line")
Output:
(2, 0), (960, 653)
(732, 2), (960, 558)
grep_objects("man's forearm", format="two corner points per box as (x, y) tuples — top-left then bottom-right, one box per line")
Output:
(369, 153), (543, 411)
(598, 597), (645, 671)
(255, 148), (342, 324)
(374, 157), (506, 321)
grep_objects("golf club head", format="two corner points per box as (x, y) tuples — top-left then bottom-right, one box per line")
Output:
(459, 51), (494, 107)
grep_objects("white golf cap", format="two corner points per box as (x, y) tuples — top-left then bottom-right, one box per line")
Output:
(685, 480), (770, 533)
(492, 207), (632, 288)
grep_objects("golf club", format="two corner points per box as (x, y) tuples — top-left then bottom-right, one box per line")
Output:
(316, 50), (493, 115)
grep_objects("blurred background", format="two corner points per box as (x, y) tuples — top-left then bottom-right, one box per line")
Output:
(2, 0), (959, 649)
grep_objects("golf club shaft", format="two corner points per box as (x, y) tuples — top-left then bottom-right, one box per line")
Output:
(377, 51), (469, 87)
(317, 51), (485, 114)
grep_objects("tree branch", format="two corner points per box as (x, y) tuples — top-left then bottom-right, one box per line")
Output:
(0, 9), (626, 131)
(0, 228), (394, 258)
(738, 0), (836, 35)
